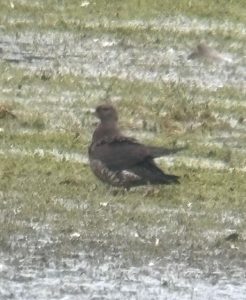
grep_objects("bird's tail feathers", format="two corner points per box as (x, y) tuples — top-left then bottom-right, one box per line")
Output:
(159, 173), (180, 184)
(148, 146), (186, 158)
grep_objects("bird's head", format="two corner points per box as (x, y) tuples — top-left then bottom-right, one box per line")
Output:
(95, 104), (118, 123)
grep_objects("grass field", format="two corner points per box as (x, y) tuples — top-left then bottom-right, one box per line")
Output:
(0, 1), (246, 299)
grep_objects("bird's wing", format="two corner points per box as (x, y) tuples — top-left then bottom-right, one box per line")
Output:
(90, 136), (152, 170)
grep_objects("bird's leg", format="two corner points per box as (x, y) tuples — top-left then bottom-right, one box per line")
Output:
(143, 185), (161, 197)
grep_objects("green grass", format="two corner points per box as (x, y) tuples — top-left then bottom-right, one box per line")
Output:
(0, 153), (245, 263)
(1, 0), (245, 29)
(0, 1), (246, 293)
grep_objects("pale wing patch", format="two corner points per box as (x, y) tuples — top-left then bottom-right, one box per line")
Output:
(121, 170), (141, 181)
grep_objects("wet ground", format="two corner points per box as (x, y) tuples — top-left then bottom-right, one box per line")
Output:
(0, 1), (246, 299)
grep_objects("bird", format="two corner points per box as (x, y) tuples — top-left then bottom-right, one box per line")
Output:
(0, 104), (16, 119)
(188, 43), (232, 62)
(88, 104), (182, 189)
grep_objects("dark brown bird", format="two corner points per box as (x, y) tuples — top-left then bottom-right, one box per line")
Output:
(88, 104), (181, 188)
(0, 104), (16, 119)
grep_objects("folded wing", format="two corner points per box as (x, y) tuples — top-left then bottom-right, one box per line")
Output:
(89, 136), (184, 171)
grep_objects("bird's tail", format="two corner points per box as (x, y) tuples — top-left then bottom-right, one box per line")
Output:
(148, 146), (186, 158)
(131, 160), (180, 185)
(159, 173), (180, 184)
